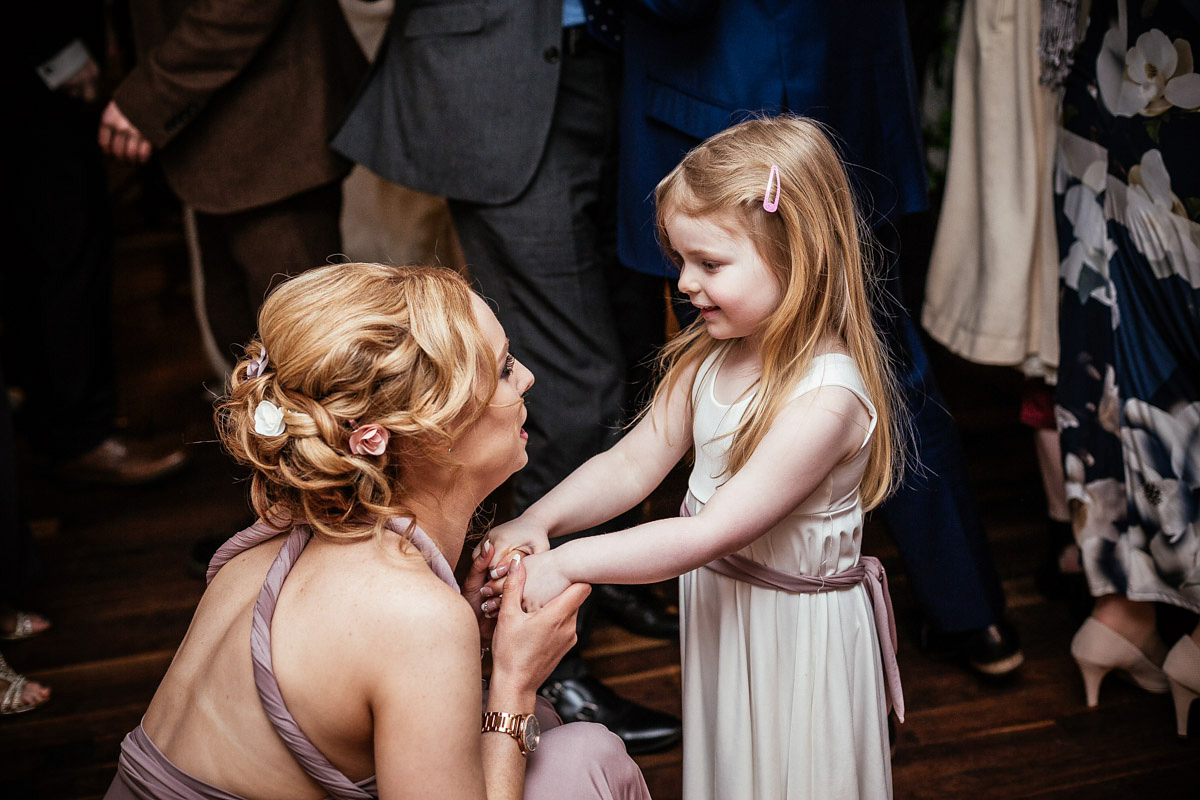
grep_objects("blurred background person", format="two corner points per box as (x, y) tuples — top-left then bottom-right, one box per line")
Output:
(921, 0), (1086, 617)
(3, 1), (187, 487)
(1050, 0), (1200, 737)
(99, 0), (367, 371)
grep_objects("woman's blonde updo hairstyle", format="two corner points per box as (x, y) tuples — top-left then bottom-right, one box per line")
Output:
(217, 263), (497, 542)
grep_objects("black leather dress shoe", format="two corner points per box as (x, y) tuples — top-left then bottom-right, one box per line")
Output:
(595, 583), (680, 640)
(919, 618), (1025, 678)
(962, 621), (1024, 677)
(539, 674), (682, 755)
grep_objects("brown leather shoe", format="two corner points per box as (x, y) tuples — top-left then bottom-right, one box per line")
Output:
(58, 435), (189, 486)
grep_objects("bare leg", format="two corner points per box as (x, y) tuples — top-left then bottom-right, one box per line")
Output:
(1034, 429), (1082, 575)
(1091, 595), (1167, 664)
(1035, 428), (1068, 523)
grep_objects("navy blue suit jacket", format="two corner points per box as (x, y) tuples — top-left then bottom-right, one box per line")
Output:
(619, 0), (929, 276)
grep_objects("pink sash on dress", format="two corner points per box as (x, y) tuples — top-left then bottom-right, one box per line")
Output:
(682, 500), (905, 721)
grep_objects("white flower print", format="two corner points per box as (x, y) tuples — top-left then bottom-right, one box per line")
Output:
(1056, 130), (1118, 310)
(1061, 183), (1118, 308)
(1098, 26), (1200, 117)
(1120, 399), (1200, 546)
(1056, 405), (1080, 432)
(1097, 365), (1120, 436)
(1106, 150), (1200, 288)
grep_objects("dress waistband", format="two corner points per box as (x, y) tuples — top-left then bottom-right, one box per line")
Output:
(681, 496), (904, 721)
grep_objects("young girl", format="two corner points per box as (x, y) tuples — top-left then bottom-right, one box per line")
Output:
(485, 116), (905, 799)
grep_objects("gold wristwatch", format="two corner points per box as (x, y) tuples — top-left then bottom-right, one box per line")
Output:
(481, 711), (541, 756)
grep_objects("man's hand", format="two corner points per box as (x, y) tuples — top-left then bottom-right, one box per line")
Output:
(99, 101), (152, 163)
(60, 57), (100, 104)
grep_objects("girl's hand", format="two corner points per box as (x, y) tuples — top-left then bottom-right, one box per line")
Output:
(514, 550), (572, 612)
(480, 548), (572, 618)
(481, 517), (551, 570)
(489, 554), (590, 695)
(461, 539), (498, 645)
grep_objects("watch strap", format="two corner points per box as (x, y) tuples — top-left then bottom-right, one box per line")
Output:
(481, 711), (532, 755)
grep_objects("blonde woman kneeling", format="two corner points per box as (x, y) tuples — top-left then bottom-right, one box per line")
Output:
(102, 263), (651, 800)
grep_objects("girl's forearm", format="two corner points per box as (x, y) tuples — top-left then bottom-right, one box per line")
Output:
(523, 448), (664, 538)
(556, 515), (742, 585)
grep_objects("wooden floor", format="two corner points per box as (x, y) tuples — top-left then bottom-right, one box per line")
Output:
(2, 183), (1197, 799)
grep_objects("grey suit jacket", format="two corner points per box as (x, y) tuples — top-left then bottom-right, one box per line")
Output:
(332, 0), (564, 205)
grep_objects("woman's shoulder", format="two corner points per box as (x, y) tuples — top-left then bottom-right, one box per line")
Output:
(199, 531), (290, 611)
(283, 541), (479, 683)
(318, 539), (469, 624)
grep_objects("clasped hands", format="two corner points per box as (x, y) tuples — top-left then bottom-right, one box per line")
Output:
(471, 518), (576, 619)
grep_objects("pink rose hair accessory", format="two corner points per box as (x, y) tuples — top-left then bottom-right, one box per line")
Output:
(349, 424), (389, 456)
(246, 350), (269, 379)
(762, 164), (781, 212)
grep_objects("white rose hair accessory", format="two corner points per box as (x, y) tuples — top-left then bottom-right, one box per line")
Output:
(246, 350), (269, 379)
(348, 423), (389, 456)
(254, 400), (286, 436)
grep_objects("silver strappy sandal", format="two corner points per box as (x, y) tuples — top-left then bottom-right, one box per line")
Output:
(0, 610), (49, 641)
(1, 652), (50, 716)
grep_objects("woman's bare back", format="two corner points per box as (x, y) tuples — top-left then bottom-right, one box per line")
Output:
(142, 531), (468, 800)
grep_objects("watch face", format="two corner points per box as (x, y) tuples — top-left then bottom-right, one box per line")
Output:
(522, 713), (541, 752)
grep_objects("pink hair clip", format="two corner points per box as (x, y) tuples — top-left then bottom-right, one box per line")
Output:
(246, 351), (269, 379)
(763, 165), (781, 213)
(349, 423), (389, 456)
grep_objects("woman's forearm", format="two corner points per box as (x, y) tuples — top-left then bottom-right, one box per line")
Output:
(479, 677), (536, 800)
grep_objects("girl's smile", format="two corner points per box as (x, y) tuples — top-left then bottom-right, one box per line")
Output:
(665, 210), (782, 343)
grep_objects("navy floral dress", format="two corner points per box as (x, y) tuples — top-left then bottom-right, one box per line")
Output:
(1054, 0), (1200, 611)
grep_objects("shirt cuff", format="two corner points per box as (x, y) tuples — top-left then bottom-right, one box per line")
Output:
(37, 39), (92, 90)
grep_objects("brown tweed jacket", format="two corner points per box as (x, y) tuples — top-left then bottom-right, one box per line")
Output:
(113, 0), (367, 214)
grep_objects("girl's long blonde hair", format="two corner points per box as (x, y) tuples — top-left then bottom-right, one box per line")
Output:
(216, 263), (497, 542)
(652, 115), (903, 509)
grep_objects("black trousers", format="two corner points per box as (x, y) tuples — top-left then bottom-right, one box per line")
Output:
(0, 364), (42, 600)
(2, 94), (116, 461)
(193, 180), (344, 364)
(873, 221), (1008, 633)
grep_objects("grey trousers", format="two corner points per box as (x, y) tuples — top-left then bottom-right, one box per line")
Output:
(448, 37), (625, 516)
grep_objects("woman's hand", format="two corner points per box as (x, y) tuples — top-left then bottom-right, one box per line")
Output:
(482, 517), (551, 570)
(461, 539), (498, 645)
(479, 548), (571, 617)
(488, 554), (589, 695)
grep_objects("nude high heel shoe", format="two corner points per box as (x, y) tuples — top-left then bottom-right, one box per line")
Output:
(1070, 617), (1169, 707)
(1163, 636), (1200, 738)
